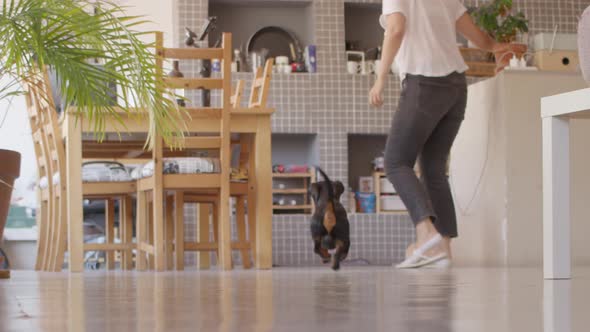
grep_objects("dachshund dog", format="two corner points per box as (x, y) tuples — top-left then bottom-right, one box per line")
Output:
(310, 168), (351, 270)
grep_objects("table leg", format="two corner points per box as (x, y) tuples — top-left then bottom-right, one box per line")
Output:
(543, 280), (572, 332)
(254, 118), (273, 269)
(65, 114), (84, 272)
(542, 116), (571, 280)
(246, 134), (257, 266)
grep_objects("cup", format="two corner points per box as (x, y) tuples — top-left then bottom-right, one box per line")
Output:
(276, 56), (289, 66)
(347, 61), (359, 74)
(363, 61), (376, 75)
(374, 60), (382, 74)
(212, 59), (221, 72)
(282, 65), (292, 74)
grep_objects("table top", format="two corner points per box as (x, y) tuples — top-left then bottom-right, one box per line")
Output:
(541, 87), (590, 118)
(62, 106), (275, 136)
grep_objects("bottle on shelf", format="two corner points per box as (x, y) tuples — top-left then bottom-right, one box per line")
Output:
(347, 186), (356, 213)
(167, 60), (186, 107)
(233, 49), (242, 73)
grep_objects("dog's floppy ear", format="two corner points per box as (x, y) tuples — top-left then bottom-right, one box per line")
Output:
(333, 181), (345, 201)
(310, 183), (320, 204)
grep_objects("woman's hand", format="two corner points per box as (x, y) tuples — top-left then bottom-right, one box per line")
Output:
(369, 77), (386, 107)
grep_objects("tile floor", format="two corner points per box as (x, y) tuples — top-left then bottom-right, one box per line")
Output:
(1, 267), (589, 332)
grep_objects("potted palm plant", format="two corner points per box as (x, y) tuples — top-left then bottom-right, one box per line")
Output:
(471, 0), (529, 67)
(0, 0), (181, 249)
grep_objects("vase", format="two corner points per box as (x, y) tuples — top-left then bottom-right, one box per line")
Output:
(579, 6), (590, 85)
(0, 149), (21, 243)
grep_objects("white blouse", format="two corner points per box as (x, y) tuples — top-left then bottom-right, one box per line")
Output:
(380, 0), (469, 79)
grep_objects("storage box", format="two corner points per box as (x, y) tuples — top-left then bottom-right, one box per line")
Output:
(380, 195), (406, 211)
(379, 177), (396, 194)
(356, 192), (376, 213)
(359, 176), (374, 193)
(534, 33), (578, 51)
(534, 50), (580, 72)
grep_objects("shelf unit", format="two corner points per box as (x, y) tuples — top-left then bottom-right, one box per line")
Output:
(373, 159), (450, 213)
(373, 171), (407, 214)
(272, 170), (315, 213)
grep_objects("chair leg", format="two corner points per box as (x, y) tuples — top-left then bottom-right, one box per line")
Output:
(122, 196), (134, 270)
(46, 191), (59, 271)
(212, 201), (219, 262)
(236, 196), (252, 269)
(105, 199), (115, 270)
(52, 193), (68, 272)
(165, 194), (175, 270)
(148, 201), (155, 270)
(152, 185), (166, 272)
(136, 191), (147, 271)
(174, 192), (185, 270)
(198, 203), (210, 270)
(34, 198), (48, 271)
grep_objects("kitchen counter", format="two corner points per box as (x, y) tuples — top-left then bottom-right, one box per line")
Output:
(450, 70), (589, 267)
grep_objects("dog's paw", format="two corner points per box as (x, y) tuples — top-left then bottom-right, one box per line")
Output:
(331, 256), (341, 271)
(322, 256), (331, 264)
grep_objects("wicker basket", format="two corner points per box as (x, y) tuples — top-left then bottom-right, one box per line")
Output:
(460, 48), (496, 77)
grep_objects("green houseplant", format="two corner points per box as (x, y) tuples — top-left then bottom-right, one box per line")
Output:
(0, 0), (181, 248)
(470, 0), (529, 66)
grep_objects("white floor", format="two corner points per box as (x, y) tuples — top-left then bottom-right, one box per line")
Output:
(1, 267), (589, 331)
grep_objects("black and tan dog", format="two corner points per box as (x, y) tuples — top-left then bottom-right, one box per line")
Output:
(310, 168), (350, 270)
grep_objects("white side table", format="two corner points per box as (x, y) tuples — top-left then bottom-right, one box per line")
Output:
(541, 88), (590, 279)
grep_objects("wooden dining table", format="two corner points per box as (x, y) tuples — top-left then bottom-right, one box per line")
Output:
(62, 107), (274, 272)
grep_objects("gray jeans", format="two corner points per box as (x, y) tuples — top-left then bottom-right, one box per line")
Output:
(384, 72), (467, 238)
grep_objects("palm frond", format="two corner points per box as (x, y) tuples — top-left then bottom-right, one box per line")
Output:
(0, 0), (183, 147)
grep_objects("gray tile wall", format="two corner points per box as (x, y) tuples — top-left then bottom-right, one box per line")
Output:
(175, 0), (590, 267)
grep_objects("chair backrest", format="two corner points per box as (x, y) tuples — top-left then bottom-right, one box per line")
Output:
(26, 70), (66, 188)
(154, 31), (233, 176)
(24, 86), (52, 189)
(248, 59), (274, 108)
(230, 80), (244, 108)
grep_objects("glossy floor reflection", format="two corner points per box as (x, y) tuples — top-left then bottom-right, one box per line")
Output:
(2, 267), (590, 332)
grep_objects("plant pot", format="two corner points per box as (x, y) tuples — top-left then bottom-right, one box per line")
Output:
(579, 6), (590, 85)
(0, 149), (21, 243)
(494, 43), (528, 69)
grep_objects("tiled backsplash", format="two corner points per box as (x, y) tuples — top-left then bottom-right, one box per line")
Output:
(176, 0), (589, 267)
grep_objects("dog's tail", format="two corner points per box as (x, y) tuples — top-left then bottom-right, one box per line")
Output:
(316, 167), (335, 204)
(316, 167), (337, 234)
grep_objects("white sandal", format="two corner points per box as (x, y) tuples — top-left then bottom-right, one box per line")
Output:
(395, 234), (444, 269)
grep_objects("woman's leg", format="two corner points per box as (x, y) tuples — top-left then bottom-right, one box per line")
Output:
(385, 75), (463, 260)
(419, 82), (467, 258)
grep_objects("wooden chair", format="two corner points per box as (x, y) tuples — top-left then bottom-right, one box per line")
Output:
(183, 58), (275, 270)
(135, 31), (234, 271)
(23, 89), (53, 271)
(27, 70), (137, 271)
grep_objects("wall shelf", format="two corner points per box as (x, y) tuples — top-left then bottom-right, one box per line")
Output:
(273, 172), (314, 178)
(273, 204), (312, 210)
(209, 0), (315, 66)
(344, 3), (382, 54)
(273, 188), (308, 194)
